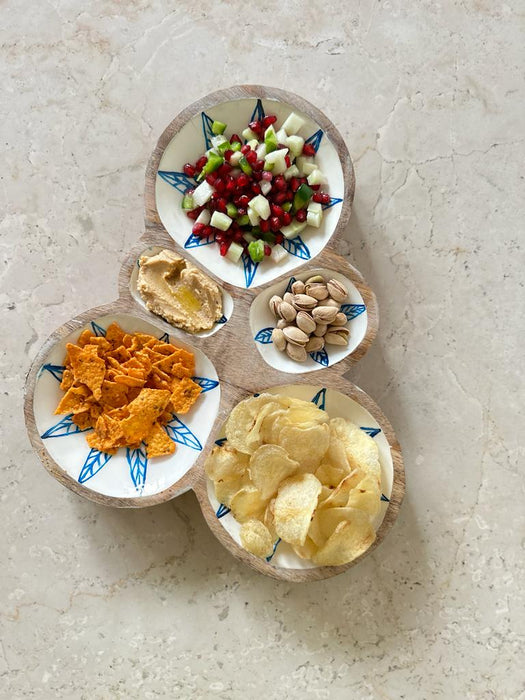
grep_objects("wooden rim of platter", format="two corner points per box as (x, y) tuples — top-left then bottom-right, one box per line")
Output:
(24, 85), (404, 582)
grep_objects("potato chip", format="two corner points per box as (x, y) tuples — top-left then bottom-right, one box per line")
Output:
(285, 398), (328, 428)
(145, 422), (175, 458)
(318, 470), (363, 509)
(170, 377), (202, 414)
(204, 445), (249, 482)
(277, 423), (330, 472)
(329, 418), (381, 484)
(325, 431), (351, 474)
(263, 498), (277, 540)
(274, 473), (322, 546)
(312, 510), (376, 566)
(248, 444), (299, 500)
(230, 485), (268, 523)
(214, 474), (247, 508)
(239, 519), (274, 559)
(315, 462), (348, 488)
(346, 475), (381, 517)
(225, 394), (285, 453)
(292, 537), (318, 561)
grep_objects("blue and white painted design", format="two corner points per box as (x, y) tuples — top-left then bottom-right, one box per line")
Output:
(305, 129), (323, 152)
(91, 321), (106, 337)
(184, 230), (216, 249)
(41, 363), (65, 382)
(216, 503), (231, 518)
(192, 376), (220, 392)
(311, 387), (327, 410)
(41, 414), (92, 439)
(217, 315), (227, 324)
(242, 251), (259, 288)
(285, 276), (297, 294)
(250, 98), (265, 124)
(340, 304), (366, 321)
(201, 112), (216, 151)
(159, 332), (170, 343)
(214, 437), (227, 447)
(360, 426), (382, 438)
(281, 235), (311, 261)
(164, 415), (202, 451)
(254, 327), (274, 345)
(322, 196), (343, 210)
(309, 348), (329, 367)
(78, 448), (113, 484)
(127, 443), (148, 492)
(158, 171), (196, 194)
(266, 538), (282, 562)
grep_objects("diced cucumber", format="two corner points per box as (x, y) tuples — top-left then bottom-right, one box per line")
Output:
(181, 194), (194, 210)
(242, 127), (258, 141)
(307, 209), (322, 228)
(211, 120), (227, 135)
(280, 220), (308, 239)
(282, 112), (305, 135)
(229, 151), (243, 167)
(226, 241), (243, 263)
(239, 155), (253, 175)
(248, 239), (265, 263)
(192, 180), (215, 207)
(307, 169), (327, 186)
(296, 156), (314, 175)
(256, 142), (267, 160)
(247, 207), (260, 226)
(275, 127), (288, 143)
(270, 244), (289, 263)
(260, 180), (272, 196)
(284, 164), (300, 181)
(196, 209), (211, 224)
(243, 232), (256, 243)
(294, 183), (313, 210)
(210, 211), (232, 231)
(286, 135), (305, 158)
(264, 148), (289, 175)
(248, 194), (271, 220)
(307, 200), (322, 213)
(226, 202), (238, 218)
(264, 125), (278, 153)
(211, 134), (228, 148)
(247, 139), (259, 150)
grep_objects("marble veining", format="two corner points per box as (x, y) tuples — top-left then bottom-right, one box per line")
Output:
(1, 1), (523, 698)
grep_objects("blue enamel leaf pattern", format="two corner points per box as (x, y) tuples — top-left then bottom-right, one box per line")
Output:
(311, 388), (327, 410)
(266, 538), (281, 562)
(157, 171), (195, 194)
(254, 327), (274, 344)
(304, 129), (324, 152)
(217, 315), (227, 324)
(165, 415), (202, 451)
(191, 376), (219, 392)
(310, 348), (329, 366)
(159, 332), (170, 343)
(201, 112), (215, 150)
(127, 444), (148, 491)
(281, 235), (311, 260)
(250, 98), (265, 123)
(184, 230), (216, 248)
(78, 449), (112, 484)
(360, 426), (381, 438)
(322, 196), (343, 210)
(91, 321), (106, 337)
(381, 494), (390, 502)
(41, 363), (65, 382)
(41, 414), (92, 439)
(242, 251), (259, 288)
(216, 504), (231, 518)
(285, 276), (297, 294)
(340, 303), (366, 321)
(214, 437), (227, 447)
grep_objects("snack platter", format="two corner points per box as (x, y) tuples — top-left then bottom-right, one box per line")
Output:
(24, 85), (404, 582)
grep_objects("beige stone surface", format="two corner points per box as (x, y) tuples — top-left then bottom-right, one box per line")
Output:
(1, 1), (524, 698)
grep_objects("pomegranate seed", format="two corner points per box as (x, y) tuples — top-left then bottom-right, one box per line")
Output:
(281, 212), (292, 226)
(246, 150), (257, 164)
(290, 177), (300, 192)
(313, 192), (330, 204)
(273, 191), (288, 205)
(264, 244), (271, 256)
(241, 144), (251, 155)
(196, 156), (207, 170)
(210, 191), (220, 200)
(249, 120), (263, 134)
(233, 231), (244, 243)
(187, 209), (201, 220)
(225, 179), (236, 193)
(238, 194), (250, 207)
(295, 209), (307, 223)
(237, 175), (250, 189)
(208, 200), (217, 211)
(284, 155), (291, 168)
(302, 143), (316, 156)
(273, 176), (286, 191)
(252, 171), (262, 182)
(183, 163), (196, 177)
(275, 233), (284, 244)
(260, 219), (270, 233)
(206, 173), (217, 185)
(251, 183), (261, 194)
(219, 242), (229, 256)
(321, 193), (331, 204)
(237, 207), (246, 216)
(214, 178), (226, 193)
(224, 149), (233, 161)
(261, 171), (273, 181)
(185, 188), (195, 195)
(253, 159), (264, 171)
(217, 198), (227, 213)
(192, 223), (206, 236)
(310, 184), (320, 191)
(203, 226), (214, 237)
(277, 143), (287, 150)
(300, 177), (308, 184)
(218, 163), (232, 176)
(270, 216), (281, 232)
(216, 232), (225, 243)
(262, 115), (277, 128)
(270, 204), (283, 218)
(231, 133), (242, 143)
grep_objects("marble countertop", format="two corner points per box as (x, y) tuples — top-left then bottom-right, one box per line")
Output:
(2, 2), (523, 698)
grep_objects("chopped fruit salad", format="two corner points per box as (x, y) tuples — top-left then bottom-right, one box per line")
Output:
(181, 112), (332, 265)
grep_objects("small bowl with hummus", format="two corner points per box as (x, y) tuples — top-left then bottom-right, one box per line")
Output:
(151, 86), (354, 290)
(130, 246), (234, 338)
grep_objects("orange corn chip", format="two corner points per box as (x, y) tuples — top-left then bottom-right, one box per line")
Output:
(88, 336), (111, 352)
(154, 351), (194, 379)
(55, 385), (91, 414)
(170, 377), (202, 414)
(67, 344), (105, 399)
(145, 422), (175, 458)
(60, 369), (75, 392)
(72, 411), (93, 430)
(100, 380), (129, 408)
(76, 329), (94, 347)
(126, 387), (142, 402)
(105, 322), (125, 346)
(108, 346), (131, 363)
(114, 374), (145, 388)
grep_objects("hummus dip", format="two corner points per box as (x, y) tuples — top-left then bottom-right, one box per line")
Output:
(137, 249), (223, 333)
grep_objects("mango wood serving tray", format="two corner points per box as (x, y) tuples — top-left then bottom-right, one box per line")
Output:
(24, 85), (404, 582)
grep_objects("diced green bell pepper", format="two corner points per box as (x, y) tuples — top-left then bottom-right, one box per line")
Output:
(217, 140), (232, 154)
(248, 239), (265, 263)
(211, 120), (227, 135)
(231, 141), (242, 152)
(181, 194), (194, 210)
(239, 155), (253, 175)
(197, 152), (223, 181)
(293, 183), (313, 210)
(237, 214), (250, 226)
(264, 125), (278, 154)
(226, 203), (238, 218)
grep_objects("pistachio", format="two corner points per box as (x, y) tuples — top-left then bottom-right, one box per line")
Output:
(276, 319), (289, 330)
(326, 279), (348, 303)
(318, 298), (340, 309)
(286, 342), (307, 362)
(331, 312), (348, 326)
(295, 310), (316, 335)
(269, 295), (282, 316)
(283, 326), (309, 346)
(278, 301), (297, 322)
(283, 292), (295, 305)
(305, 336), (325, 353)
(305, 274), (325, 285)
(312, 305), (339, 324)
(271, 328), (286, 351)
(313, 323), (328, 337)
(325, 328), (350, 346)
(291, 280), (306, 295)
(305, 283), (329, 301)
(292, 293), (317, 310)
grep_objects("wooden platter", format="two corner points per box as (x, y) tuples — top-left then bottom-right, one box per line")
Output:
(24, 85), (404, 581)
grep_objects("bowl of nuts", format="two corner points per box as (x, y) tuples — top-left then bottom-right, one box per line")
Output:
(249, 268), (370, 374)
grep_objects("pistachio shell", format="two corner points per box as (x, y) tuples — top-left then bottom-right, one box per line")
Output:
(283, 292), (294, 305)
(271, 328), (286, 351)
(330, 312), (348, 326)
(269, 295), (283, 316)
(313, 323), (328, 337)
(292, 294), (317, 310)
(312, 305), (339, 324)
(305, 275), (325, 285)
(285, 342), (307, 362)
(325, 328), (350, 346)
(305, 336), (325, 352)
(305, 283), (329, 300)
(291, 280), (306, 295)
(278, 301), (297, 322)
(276, 319), (289, 330)
(318, 298), (340, 309)
(283, 326), (309, 346)
(326, 279), (348, 303)
(295, 311), (316, 335)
